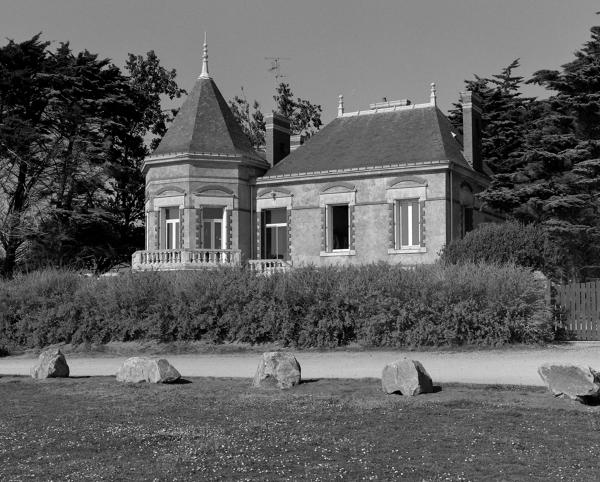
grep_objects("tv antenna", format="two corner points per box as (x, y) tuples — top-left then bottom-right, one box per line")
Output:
(265, 57), (290, 82)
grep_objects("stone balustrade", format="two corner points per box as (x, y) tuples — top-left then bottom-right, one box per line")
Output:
(132, 249), (241, 271)
(247, 259), (292, 275)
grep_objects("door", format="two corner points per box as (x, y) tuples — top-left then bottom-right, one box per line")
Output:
(202, 207), (224, 249)
(261, 208), (288, 260)
(165, 208), (180, 249)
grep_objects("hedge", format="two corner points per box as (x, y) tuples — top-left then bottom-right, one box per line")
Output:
(0, 263), (553, 349)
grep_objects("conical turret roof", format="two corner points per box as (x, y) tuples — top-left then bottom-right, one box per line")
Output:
(152, 76), (263, 162)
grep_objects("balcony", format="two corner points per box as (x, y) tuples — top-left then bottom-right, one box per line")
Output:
(248, 259), (293, 275)
(132, 249), (241, 271)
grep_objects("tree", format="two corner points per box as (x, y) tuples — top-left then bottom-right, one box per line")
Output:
(0, 35), (185, 276)
(229, 81), (322, 149)
(479, 27), (600, 280)
(0, 34), (56, 277)
(448, 59), (534, 174)
(228, 87), (265, 149)
(97, 50), (186, 265)
(273, 82), (322, 139)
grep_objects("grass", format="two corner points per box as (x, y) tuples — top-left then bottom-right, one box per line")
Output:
(1, 377), (599, 480)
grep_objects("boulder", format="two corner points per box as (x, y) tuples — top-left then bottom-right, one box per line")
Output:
(538, 363), (600, 402)
(116, 357), (181, 384)
(30, 348), (70, 379)
(253, 352), (301, 389)
(382, 358), (434, 396)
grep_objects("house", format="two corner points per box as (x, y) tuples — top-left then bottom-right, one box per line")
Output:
(132, 41), (499, 271)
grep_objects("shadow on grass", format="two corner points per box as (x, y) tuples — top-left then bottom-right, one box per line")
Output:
(300, 378), (320, 385)
(388, 385), (443, 396)
(578, 395), (600, 406)
(168, 378), (192, 385)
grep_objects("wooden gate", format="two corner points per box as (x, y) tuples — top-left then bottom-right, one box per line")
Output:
(554, 281), (600, 340)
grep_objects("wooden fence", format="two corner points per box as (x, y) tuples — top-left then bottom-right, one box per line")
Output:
(554, 281), (600, 340)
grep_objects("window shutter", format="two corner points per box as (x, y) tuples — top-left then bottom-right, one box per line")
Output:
(256, 211), (262, 259)
(411, 201), (419, 246)
(179, 208), (185, 249)
(388, 203), (395, 249)
(349, 205), (355, 251)
(196, 208), (203, 249)
(320, 207), (327, 252)
(226, 209), (233, 249)
(420, 200), (426, 247)
(154, 210), (161, 250)
(400, 202), (409, 247)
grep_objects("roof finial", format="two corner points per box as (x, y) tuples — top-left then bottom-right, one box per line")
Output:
(199, 32), (210, 79)
(430, 82), (437, 106)
(338, 94), (344, 117)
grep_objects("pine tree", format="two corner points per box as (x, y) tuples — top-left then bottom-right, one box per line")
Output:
(481, 27), (600, 280)
(448, 59), (533, 174)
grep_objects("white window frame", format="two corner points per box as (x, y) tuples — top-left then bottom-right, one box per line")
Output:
(201, 206), (227, 250)
(327, 204), (351, 253)
(319, 189), (356, 257)
(164, 207), (181, 250)
(261, 207), (288, 260)
(395, 199), (421, 249)
(387, 182), (427, 254)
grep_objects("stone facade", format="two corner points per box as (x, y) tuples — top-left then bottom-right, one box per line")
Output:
(255, 163), (496, 267)
(133, 44), (498, 271)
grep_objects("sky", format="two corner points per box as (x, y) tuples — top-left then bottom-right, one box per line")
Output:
(1, 0), (599, 123)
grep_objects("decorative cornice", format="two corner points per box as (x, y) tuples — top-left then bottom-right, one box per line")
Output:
(142, 150), (268, 173)
(154, 185), (186, 196)
(257, 187), (293, 198)
(259, 159), (451, 183)
(194, 184), (235, 196)
(321, 182), (356, 193)
(388, 176), (428, 189)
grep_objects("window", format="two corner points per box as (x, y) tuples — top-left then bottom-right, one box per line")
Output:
(165, 207), (180, 249)
(261, 208), (288, 259)
(202, 207), (224, 249)
(395, 200), (421, 249)
(462, 206), (473, 237)
(327, 204), (349, 251)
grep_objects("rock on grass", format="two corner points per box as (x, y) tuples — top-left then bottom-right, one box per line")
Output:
(30, 348), (70, 379)
(538, 363), (600, 403)
(382, 358), (434, 396)
(253, 352), (301, 389)
(116, 357), (181, 384)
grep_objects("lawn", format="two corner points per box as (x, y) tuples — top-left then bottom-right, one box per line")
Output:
(1, 377), (599, 481)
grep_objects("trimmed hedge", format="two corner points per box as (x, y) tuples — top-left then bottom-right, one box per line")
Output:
(440, 221), (546, 271)
(0, 263), (553, 349)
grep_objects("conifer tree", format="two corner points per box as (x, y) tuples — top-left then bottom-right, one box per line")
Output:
(449, 59), (533, 174)
(481, 27), (600, 280)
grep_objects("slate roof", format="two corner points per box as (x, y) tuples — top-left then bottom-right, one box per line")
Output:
(152, 77), (264, 162)
(263, 105), (470, 177)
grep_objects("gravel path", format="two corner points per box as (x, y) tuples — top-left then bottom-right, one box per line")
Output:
(2, 342), (600, 386)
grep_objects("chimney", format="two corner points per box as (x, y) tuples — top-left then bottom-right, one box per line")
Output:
(265, 111), (290, 167)
(460, 91), (483, 172)
(290, 134), (305, 152)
